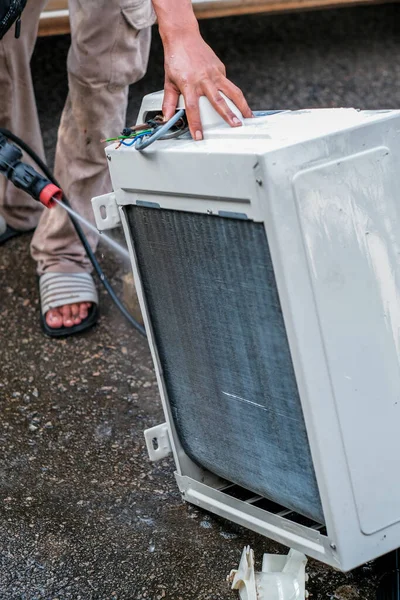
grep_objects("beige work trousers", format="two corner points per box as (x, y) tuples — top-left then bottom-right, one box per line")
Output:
(0, 0), (153, 274)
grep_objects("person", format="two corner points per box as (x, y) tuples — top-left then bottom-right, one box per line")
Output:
(0, 0), (252, 337)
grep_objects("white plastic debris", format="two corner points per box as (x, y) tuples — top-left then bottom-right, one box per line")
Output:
(228, 546), (308, 600)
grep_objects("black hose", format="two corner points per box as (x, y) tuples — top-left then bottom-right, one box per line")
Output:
(0, 128), (146, 338)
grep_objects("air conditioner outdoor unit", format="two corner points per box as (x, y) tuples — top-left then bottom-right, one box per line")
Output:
(92, 92), (400, 576)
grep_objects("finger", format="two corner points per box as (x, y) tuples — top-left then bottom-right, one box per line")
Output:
(162, 84), (180, 122)
(182, 90), (203, 141)
(202, 79), (242, 128)
(219, 79), (253, 119)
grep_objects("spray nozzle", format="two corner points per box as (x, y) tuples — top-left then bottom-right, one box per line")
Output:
(0, 133), (60, 208)
(38, 184), (62, 208)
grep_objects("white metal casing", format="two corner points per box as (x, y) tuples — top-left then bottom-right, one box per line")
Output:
(93, 92), (400, 572)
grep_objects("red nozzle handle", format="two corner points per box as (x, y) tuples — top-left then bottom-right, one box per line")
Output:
(39, 183), (62, 208)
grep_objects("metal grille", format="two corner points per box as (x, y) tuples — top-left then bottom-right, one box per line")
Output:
(220, 482), (327, 534)
(126, 206), (324, 523)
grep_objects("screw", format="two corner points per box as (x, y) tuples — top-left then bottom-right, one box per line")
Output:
(330, 543), (337, 550)
(107, 155), (111, 161)
(256, 178), (263, 186)
(207, 209), (213, 215)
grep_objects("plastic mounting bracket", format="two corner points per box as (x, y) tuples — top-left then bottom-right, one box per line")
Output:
(91, 192), (121, 231)
(144, 423), (172, 461)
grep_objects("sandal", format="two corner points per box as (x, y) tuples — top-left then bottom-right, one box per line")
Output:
(39, 272), (99, 338)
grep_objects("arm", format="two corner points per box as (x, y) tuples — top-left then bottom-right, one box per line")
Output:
(152, 0), (252, 140)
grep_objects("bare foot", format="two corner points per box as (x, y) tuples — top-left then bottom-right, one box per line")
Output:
(46, 302), (92, 329)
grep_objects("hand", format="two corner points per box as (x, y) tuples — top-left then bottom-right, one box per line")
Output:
(161, 29), (252, 140)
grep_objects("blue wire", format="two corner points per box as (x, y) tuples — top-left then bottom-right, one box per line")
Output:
(120, 132), (151, 147)
(120, 139), (136, 147)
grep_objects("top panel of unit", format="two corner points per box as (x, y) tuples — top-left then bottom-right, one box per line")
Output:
(115, 90), (400, 155)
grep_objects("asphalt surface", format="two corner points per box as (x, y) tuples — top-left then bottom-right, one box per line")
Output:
(2, 4), (400, 598)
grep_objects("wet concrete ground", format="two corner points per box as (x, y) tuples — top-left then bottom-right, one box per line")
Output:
(2, 4), (400, 598)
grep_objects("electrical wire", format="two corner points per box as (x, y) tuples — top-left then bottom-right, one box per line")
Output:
(157, 126), (189, 141)
(135, 110), (186, 151)
(102, 129), (153, 144)
(103, 111), (188, 151)
(0, 127), (146, 338)
(120, 132), (152, 147)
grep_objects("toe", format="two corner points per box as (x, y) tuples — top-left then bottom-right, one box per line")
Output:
(61, 304), (75, 328)
(70, 303), (81, 324)
(46, 308), (63, 329)
(79, 302), (90, 321)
